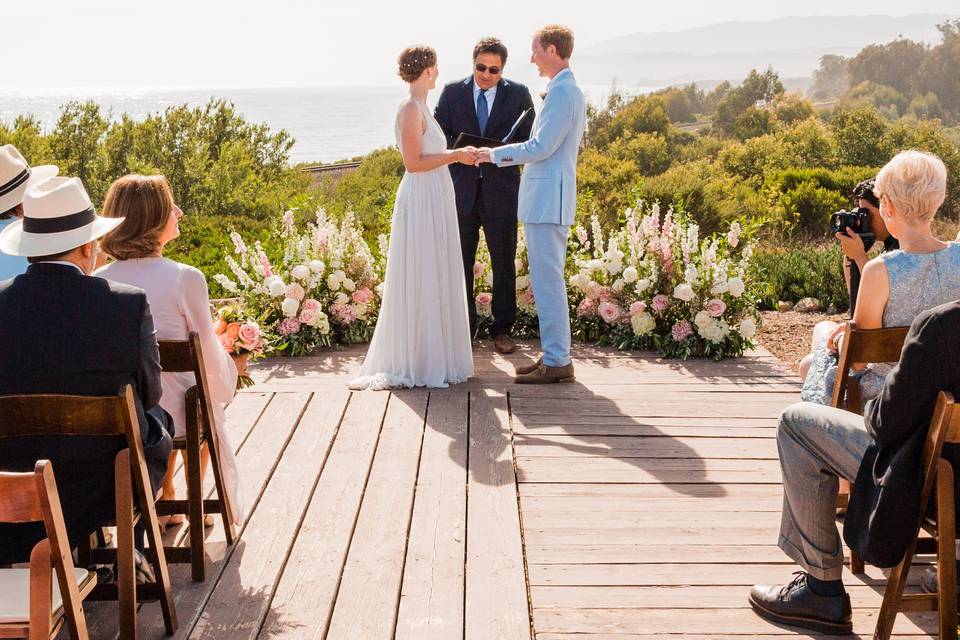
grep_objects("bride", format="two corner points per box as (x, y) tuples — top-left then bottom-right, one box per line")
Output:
(349, 46), (476, 390)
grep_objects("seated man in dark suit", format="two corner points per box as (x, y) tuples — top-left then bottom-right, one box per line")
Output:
(434, 37), (535, 354)
(0, 175), (173, 567)
(749, 300), (960, 635)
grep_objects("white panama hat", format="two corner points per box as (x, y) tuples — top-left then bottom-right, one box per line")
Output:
(0, 177), (125, 257)
(0, 144), (59, 213)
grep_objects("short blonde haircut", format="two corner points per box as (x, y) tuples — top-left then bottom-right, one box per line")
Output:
(875, 150), (947, 224)
(535, 24), (574, 60)
(99, 174), (175, 260)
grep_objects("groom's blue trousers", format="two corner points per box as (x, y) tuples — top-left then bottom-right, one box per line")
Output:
(524, 222), (571, 367)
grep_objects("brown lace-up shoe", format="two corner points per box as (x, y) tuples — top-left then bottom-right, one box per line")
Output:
(515, 357), (542, 376)
(515, 362), (575, 384)
(494, 334), (516, 354)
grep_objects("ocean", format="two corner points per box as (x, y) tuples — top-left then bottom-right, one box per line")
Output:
(1, 85), (651, 165)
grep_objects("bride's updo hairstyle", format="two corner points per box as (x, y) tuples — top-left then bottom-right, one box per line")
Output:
(397, 45), (437, 83)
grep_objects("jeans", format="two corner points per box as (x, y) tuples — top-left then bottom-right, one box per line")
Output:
(776, 401), (873, 580)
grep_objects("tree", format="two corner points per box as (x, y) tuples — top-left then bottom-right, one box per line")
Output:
(810, 54), (849, 101)
(848, 38), (928, 97)
(713, 68), (785, 136)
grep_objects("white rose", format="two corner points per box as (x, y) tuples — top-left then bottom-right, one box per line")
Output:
(605, 260), (623, 276)
(335, 292), (350, 305)
(315, 312), (331, 335)
(516, 275), (530, 289)
(586, 281), (603, 300)
(630, 311), (656, 336)
(739, 317), (757, 340)
(622, 266), (638, 283)
(587, 259), (604, 273)
(291, 265), (311, 281)
(281, 297), (300, 317)
(326, 273), (342, 291)
(352, 303), (367, 320)
(309, 259), (325, 274)
(684, 265), (699, 283)
(694, 309), (713, 330)
(342, 278), (356, 292)
(636, 278), (651, 293)
(612, 278), (625, 293)
(375, 283), (385, 297)
(265, 276), (286, 298)
(673, 283), (695, 302)
(710, 280), (728, 295)
(727, 276), (745, 298)
(515, 259), (524, 271)
(485, 271), (494, 287)
(330, 259), (342, 269)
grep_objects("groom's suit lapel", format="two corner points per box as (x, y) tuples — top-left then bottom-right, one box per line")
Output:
(460, 78), (480, 136)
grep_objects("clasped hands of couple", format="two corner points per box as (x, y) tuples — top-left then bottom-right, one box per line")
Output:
(453, 146), (494, 166)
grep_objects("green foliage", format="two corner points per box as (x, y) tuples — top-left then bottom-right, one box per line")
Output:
(713, 68), (785, 135)
(588, 94), (670, 148)
(811, 54), (850, 100)
(750, 244), (849, 311)
(829, 104), (892, 166)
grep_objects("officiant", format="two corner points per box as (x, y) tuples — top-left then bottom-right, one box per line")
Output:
(435, 37), (535, 354)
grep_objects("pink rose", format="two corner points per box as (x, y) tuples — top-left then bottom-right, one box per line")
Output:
(218, 331), (235, 353)
(476, 292), (493, 307)
(285, 283), (305, 301)
(671, 320), (693, 342)
(302, 298), (321, 312)
(652, 294), (670, 313)
(629, 301), (647, 316)
(213, 317), (227, 335)
(706, 298), (727, 318)
(277, 317), (301, 336)
(598, 287), (612, 302)
(576, 298), (597, 317)
(299, 308), (317, 326)
(473, 262), (485, 278)
(598, 301), (622, 324)
(352, 287), (374, 305)
(238, 322), (261, 350)
(523, 289), (535, 305)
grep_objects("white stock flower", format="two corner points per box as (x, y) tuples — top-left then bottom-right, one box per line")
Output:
(265, 276), (286, 298)
(213, 274), (239, 294)
(710, 280), (729, 295)
(739, 317), (757, 340)
(315, 312), (331, 335)
(622, 266), (638, 283)
(630, 311), (656, 336)
(515, 259), (524, 271)
(673, 283), (695, 302)
(636, 278), (651, 293)
(375, 283), (385, 297)
(684, 265), (699, 283)
(335, 292), (350, 305)
(612, 278), (625, 293)
(516, 275), (530, 289)
(281, 297), (300, 317)
(485, 271), (494, 287)
(587, 259), (604, 273)
(309, 259), (325, 274)
(727, 276), (745, 298)
(342, 278), (356, 292)
(291, 265), (311, 281)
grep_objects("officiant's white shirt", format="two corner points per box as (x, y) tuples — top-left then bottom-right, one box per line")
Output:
(473, 81), (497, 115)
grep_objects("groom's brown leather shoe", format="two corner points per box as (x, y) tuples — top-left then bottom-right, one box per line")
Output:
(515, 357), (542, 376)
(515, 362), (575, 384)
(494, 334), (516, 354)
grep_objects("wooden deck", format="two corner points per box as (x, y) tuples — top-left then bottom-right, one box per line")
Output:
(79, 342), (940, 639)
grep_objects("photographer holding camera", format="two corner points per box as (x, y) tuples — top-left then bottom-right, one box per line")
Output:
(836, 178), (898, 316)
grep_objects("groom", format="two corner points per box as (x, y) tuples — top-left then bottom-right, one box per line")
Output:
(478, 24), (586, 384)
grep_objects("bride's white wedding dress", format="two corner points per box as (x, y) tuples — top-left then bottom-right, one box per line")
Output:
(348, 99), (473, 390)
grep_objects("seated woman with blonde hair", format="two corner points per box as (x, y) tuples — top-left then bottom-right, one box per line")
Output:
(800, 149), (960, 405)
(96, 174), (244, 527)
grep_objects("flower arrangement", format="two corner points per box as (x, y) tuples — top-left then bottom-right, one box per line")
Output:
(471, 228), (539, 337)
(213, 209), (382, 356)
(213, 306), (265, 388)
(566, 203), (761, 360)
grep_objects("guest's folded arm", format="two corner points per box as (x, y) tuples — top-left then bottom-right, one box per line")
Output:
(864, 309), (944, 446)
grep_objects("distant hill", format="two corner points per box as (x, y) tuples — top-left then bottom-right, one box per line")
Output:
(575, 14), (956, 88)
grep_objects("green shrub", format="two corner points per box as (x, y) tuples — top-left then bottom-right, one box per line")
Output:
(750, 244), (848, 311)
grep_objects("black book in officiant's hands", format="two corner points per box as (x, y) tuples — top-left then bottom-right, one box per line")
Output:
(453, 108), (532, 149)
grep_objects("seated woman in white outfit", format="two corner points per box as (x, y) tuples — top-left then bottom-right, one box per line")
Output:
(95, 174), (244, 527)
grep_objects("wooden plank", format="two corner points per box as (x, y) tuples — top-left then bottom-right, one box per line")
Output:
(510, 398), (790, 419)
(189, 389), (348, 638)
(519, 482), (783, 500)
(524, 527), (780, 546)
(257, 391), (390, 639)
(325, 391), (428, 639)
(516, 457), (782, 484)
(135, 391), (313, 640)
(513, 415), (777, 427)
(514, 435), (776, 459)
(525, 544), (790, 564)
(532, 608), (937, 635)
(522, 510), (780, 530)
(513, 423), (778, 438)
(396, 391), (468, 640)
(508, 382), (801, 396)
(465, 388), (531, 640)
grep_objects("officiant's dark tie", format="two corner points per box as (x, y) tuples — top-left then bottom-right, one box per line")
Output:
(477, 89), (489, 135)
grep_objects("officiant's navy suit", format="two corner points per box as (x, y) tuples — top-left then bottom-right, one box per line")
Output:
(0, 263), (173, 564)
(435, 76), (534, 338)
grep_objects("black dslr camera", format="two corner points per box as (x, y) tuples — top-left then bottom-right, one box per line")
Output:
(830, 207), (875, 251)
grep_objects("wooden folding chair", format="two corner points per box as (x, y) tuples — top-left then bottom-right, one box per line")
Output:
(0, 386), (177, 639)
(155, 331), (236, 582)
(0, 461), (97, 640)
(874, 391), (960, 640)
(830, 322), (910, 573)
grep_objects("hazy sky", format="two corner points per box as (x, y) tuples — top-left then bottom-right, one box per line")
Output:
(4, 0), (959, 90)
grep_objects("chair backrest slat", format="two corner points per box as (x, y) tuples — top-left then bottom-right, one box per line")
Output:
(0, 473), (42, 523)
(158, 332), (218, 439)
(158, 336), (198, 373)
(0, 391), (133, 438)
(919, 392), (957, 508)
(832, 323), (910, 412)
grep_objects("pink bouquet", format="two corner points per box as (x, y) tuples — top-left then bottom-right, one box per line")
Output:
(214, 307), (265, 389)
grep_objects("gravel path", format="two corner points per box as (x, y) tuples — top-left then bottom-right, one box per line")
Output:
(757, 310), (846, 373)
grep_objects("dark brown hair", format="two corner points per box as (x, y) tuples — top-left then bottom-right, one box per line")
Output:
(99, 174), (176, 260)
(535, 24), (575, 60)
(0, 203), (23, 220)
(397, 45), (437, 83)
(473, 38), (508, 65)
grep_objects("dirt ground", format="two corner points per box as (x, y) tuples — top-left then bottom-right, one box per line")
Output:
(757, 310), (846, 373)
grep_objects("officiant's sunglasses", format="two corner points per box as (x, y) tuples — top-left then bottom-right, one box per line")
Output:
(475, 63), (501, 75)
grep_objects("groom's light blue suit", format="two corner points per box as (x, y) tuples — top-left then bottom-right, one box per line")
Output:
(490, 68), (586, 367)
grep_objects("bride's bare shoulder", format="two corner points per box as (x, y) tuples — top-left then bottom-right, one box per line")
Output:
(396, 100), (425, 129)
